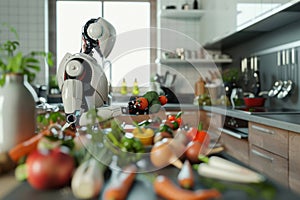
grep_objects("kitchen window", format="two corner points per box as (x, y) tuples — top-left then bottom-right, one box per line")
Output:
(50, 0), (156, 88)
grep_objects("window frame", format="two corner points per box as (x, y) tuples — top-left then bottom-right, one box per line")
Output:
(48, 0), (157, 78)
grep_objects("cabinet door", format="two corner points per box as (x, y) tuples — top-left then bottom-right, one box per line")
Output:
(249, 145), (288, 186)
(289, 131), (300, 194)
(220, 133), (249, 165)
(249, 122), (288, 158)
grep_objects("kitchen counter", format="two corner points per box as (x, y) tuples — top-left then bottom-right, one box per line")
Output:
(201, 105), (300, 133)
(113, 102), (300, 133)
(2, 153), (300, 200)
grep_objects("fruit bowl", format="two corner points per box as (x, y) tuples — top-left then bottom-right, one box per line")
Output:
(243, 97), (266, 107)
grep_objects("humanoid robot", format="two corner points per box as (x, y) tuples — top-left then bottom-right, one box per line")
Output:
(57, 17), (121, 129)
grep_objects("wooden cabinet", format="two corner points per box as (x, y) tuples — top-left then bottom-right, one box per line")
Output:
(220, 133), (249, 165)
(249, 122), (289, 187)
(249, 122), (288, 158)
(249, 145), (288, 186)
(289, 131), (300, 194)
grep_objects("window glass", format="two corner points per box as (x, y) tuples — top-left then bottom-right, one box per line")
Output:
(56, 1), (150, 87)
(57, 1), (102, 66)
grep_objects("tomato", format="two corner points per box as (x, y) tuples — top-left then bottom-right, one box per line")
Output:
(135, 97), (149, 110)
(167, 115), (176, 122)
(26, 147), (75, 190)
(176, 117), (182, 126)
(159, 95), (168, 105)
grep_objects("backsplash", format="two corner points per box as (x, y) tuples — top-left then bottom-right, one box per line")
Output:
(223, 19), (300, 109)
(0, 0), (47, 86)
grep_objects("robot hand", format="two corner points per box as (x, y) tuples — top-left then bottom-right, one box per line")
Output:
(57, 17), (116, 128)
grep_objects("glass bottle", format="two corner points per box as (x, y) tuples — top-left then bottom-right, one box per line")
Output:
(132, 78), (140, 96)
(120, 78), (127, 95)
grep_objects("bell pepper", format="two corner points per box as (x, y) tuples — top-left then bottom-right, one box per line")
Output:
(187, 122), (210, 147)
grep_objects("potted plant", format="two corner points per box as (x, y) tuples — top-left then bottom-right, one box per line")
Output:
(0, 23), (54, 153)
(0, 24), (53, 86)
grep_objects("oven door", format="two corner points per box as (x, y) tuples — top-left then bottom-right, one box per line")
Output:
(218, 127), (248, 139)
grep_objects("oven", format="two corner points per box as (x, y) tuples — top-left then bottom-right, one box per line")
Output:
(218, 116), (249, 139)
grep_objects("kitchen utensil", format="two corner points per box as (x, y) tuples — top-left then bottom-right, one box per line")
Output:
(243, 97), (266, 107)
(268, 51), (283, 97)
(278, 49), (293, 99)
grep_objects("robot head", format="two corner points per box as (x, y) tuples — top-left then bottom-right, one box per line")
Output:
(82, 17), (116, 58)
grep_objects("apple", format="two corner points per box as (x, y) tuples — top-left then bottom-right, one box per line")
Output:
(26, 147), (75, 190)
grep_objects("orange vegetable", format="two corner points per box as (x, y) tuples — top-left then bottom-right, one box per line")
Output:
(8, 133), (44, 163)
(177, 160), (194, 189)
(154, 175), (221, 200)
(187, 122), (210, 148)
(103, 165), (137, 200)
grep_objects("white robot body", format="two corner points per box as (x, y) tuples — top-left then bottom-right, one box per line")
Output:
(58, 53), (108, 115)
(57, 17), (118, 127)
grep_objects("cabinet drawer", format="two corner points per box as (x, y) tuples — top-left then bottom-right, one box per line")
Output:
(249, 145), (288, 186)
(220, 133), (249, 165)
(249, 122), (288, 158)
(289, 131), (300, 194)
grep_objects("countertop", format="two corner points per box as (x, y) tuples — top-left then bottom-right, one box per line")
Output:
(113, 102), (300, 133)
(1, 103), (300, 199)
(200, 105), (300, 133)
(2, 153), (300, 200)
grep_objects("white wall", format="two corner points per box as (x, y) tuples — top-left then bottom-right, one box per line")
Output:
(0, 0), (47, 86)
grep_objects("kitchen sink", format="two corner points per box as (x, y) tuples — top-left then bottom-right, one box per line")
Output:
(233, 107), (300, 115)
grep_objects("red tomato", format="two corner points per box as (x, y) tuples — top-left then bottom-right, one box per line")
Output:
(159, 95), (168, 105)
(176, 117), (182, 126)
(135, 97), (149, 110)
(167, 115), (176, 122)
(26, 147), (75, 190)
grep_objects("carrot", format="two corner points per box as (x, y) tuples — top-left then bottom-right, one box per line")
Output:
(154, 175), (221, 200)
(103, 165), (137, 200)
(8, 133), (44, 163)
(177, 160), (194, 189)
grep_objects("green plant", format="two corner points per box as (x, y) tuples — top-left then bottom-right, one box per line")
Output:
(222, 68), (239, 83)
(0, 23), (53, 86)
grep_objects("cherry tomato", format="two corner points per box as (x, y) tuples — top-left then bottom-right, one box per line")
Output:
(159, 95), (168, 105)
(167, 115), (176, 122)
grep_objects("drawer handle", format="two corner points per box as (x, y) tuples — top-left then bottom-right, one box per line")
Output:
(218, 127), (246, 139)
(251, 125), (274, 135)
(251, 149), (274, 162)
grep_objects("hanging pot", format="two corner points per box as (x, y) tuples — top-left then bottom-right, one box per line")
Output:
(0, 73), (36, 153)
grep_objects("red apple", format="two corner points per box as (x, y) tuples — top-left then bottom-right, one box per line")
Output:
(26, 147), (75, 190)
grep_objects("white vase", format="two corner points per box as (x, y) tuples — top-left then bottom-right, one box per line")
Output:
(0, 73), (36, 153)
